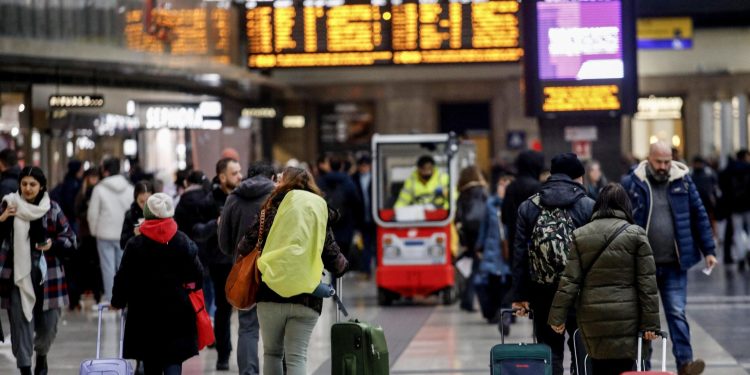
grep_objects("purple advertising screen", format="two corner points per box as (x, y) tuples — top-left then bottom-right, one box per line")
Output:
(537, 0), (623, 81)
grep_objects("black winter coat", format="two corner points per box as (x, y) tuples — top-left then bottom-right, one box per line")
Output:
(456, 184), (488, 254)
(0, 166), (20, 198)
(512, 174), (595, 301)
(218, 176), (275, 258)
(501, 151), (544, 266)
(174, 188), (210, 237)
(317, 172), (360, 247)
(120, 202), (143, 249)
(111, 230), (203, 364)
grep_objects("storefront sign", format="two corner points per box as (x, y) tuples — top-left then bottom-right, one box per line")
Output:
(564, 126), (598, 142)
(282, 116), (305, 129)
(49, 95), (105, 108)
(634, 96), (683, 120)
(136, 102), (223, 130)
(637, 17), (692, 50)
(242, 107), (277, 119)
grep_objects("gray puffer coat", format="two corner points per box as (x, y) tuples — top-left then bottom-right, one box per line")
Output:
(548, 210), (660, 360)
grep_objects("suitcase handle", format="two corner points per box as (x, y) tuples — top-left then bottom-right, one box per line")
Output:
(96, 304), (126, 360)
(499, 308), (536, 345)
(636, 330), (668, 372)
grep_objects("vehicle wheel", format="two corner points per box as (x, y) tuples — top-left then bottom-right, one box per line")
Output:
(441, 287), (456, 306)
(377, 288), (394, 306)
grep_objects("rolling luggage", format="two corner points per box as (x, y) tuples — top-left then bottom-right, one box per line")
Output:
(573, 328), (592, 375)
(331, 278), (389, 375)
(79, 304), (133, 375)
(490, 309), (552, 375)
(621, 331), (675, 375)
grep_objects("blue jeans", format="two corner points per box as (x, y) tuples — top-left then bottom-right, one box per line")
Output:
(257, 302), (319, 375)
(237, 307), (260, 375)
(96, 239), (123, 301)
(655, 264), (693, 369)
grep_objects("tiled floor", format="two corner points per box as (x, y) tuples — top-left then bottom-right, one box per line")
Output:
(1, 266), (749, 374)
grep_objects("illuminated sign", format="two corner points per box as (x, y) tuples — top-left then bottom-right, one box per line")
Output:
(637, 17), (692, 50)
(131, 102), (223, 130)
(124, 8), (232, 63)
(246, 0), (523, 68)
(523, 0), (637, 116)
(49, 95), (105, 108)
(635, 96), (683, 120)
(242, 107), (278, 119)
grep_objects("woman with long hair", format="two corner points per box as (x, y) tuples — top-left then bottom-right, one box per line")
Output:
(237, 166), (348, 375)
(120, 180), (155, 250)
(0, 166), (77, 375)
(548, 183), (660, 375)
(455, 165), (488, 312)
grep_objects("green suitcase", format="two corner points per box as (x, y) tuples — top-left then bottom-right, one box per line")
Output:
(331, 319), (389, 375)
(491, 309), (552, 375)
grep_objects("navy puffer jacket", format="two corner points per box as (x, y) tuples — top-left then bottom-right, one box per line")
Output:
(621, 161), (715, 270)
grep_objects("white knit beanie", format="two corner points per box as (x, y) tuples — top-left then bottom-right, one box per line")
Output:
(144, 192), (175, 219)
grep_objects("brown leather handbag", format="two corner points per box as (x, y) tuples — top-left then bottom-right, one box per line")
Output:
(225, 210), (266, 310)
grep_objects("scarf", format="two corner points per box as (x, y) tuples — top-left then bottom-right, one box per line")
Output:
(139, 218), (178, 244)
(3, 192), (51, 322)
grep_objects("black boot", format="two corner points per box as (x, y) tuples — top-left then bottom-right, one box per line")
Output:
(19, 367), (31, 375)
(34, 355), (47, 375)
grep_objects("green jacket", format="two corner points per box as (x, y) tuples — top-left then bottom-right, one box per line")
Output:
(548, 210), (660, 360)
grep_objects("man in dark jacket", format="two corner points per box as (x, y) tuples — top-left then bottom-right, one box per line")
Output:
(50, 159), (83, 232)
(218, 161), (275, 375)
(501, 150), (544, 269)
(195, 158), (242, 371)
(512, 153), (594, 375)
(0, 148), (21, 197)
(622, 142), (716, 375)
(351, 155), (375, 277)
(317, 156), (360, 262)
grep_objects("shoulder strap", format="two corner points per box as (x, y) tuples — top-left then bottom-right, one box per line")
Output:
(578, 223), (630, 281)
(254, 209), (266, 253)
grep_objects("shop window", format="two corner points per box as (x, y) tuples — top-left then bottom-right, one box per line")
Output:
(632, 96), (685, 161)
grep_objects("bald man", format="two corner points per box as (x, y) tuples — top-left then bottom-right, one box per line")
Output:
(621, 142), (716, 375)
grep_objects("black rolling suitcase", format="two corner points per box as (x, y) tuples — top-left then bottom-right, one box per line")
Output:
(490, 309), (552, 374)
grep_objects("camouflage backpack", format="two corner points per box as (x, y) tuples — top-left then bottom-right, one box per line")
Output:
(529, 194), (577, 285)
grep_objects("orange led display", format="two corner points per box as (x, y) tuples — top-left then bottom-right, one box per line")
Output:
(246, 0), (521, 68)
(542, 85), (621, 112)
(124, 8), (232, 63)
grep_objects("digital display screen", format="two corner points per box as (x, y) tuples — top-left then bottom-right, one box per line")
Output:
(537, 0), (622, 80)
(522, 0), (636, 116)
(246, 0), (522, 68)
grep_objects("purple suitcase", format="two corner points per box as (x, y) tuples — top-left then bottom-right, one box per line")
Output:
(79, 305), (133, 375)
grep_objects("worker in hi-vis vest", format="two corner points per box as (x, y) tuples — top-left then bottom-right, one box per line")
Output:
(395, 155), (450, 209)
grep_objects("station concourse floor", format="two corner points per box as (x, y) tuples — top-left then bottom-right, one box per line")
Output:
(1, 265), (749, 374)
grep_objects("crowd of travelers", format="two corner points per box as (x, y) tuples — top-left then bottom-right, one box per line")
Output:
(0, 140), (743, 374)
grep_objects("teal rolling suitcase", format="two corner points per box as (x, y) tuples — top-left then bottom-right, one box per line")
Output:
(490, 309), (552, 375)
(331, 279), (389, 375)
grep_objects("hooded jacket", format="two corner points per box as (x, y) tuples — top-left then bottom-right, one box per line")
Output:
(621, 161), (716, 270)
(87, 175), (134, 241)
(512, 174), (595, 301)
(548, 211), (660, 360)
(218, 176), (275, 258)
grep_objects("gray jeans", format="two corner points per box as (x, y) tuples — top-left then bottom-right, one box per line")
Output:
(237, 307), (260, 375)
(97, 239), (123, 301)
(257, 302), (319, 375)
(8, 287), (61, 368)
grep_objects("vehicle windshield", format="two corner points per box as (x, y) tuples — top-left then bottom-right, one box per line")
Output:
(375, 142), (452, 223)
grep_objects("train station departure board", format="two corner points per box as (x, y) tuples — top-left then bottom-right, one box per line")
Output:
(246, 0), (523, 68)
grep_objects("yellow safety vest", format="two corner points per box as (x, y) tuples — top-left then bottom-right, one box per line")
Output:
(394, 168), (450, 209)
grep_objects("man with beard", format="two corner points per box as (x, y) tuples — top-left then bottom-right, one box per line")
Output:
(622, 142), (716, 375)
(194, 158), (243, 371)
